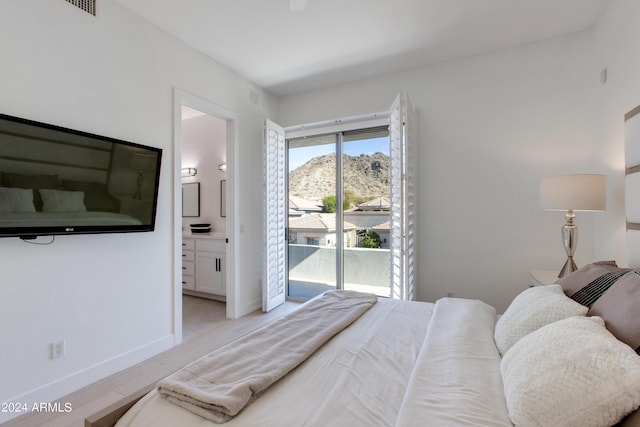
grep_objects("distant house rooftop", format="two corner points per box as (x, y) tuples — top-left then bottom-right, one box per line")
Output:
(289, 213), (357, 232)
(357, 197), (390, 211)
(372, 221), (391, 232)
(289, 196), (323, 216)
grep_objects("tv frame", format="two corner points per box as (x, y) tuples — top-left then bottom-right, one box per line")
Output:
(0, 113), (163, 239)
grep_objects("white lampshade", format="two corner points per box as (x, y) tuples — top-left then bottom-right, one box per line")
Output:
(540, 174), (607, 211)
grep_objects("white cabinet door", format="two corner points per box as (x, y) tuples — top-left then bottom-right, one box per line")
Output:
(215, 253), (226, 295)
(195, 251), (225, 295)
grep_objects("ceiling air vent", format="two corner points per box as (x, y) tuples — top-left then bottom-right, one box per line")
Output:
(65, 0), (96, 16)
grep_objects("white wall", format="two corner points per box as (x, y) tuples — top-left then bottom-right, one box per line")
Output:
(181, 114), (227, 234)
(277, 31), (601, 312)
(0, 0), (274, 421)
(592, 0), (640, 266)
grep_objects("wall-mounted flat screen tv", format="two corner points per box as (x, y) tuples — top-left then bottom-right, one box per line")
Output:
(0, 113), (162, 239)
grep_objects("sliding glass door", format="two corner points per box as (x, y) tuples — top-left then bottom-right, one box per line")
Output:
(342, 128), (390, 295)
(287, 133), (338, 298)
(263, 94), (415, 311)
(287, 128), (391, 299)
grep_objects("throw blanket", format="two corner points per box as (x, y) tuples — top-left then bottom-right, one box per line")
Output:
(157, 290), (377, 423)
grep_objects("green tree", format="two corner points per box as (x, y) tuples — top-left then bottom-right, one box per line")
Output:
(343, 189), (357, 210)
(360, 230), (382, 249)
(322, 194), (351, 212)
(323, 195), (337, 213)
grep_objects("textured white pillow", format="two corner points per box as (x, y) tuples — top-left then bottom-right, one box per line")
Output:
(494, 284), (587, 355)
(39, 189), (86, 212)
(0, 187), (36, 213)
(501, 316), (640, 427)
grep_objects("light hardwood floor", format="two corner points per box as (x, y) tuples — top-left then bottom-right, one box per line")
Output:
(2, 296), (300, 427)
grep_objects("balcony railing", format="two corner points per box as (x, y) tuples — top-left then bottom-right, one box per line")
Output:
(288, 244), (390, 298)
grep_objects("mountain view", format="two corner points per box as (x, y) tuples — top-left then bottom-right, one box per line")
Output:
(289, 152), (390, 202)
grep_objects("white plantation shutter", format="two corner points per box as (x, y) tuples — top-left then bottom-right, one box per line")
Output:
(405, 95), (417, 301)
(390, 93), (416, 301)
(263, 120), (287, 312)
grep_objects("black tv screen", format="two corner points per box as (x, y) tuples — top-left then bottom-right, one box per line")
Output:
(0, 113), (162, 239)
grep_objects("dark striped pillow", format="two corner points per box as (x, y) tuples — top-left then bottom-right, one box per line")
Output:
(556, 261), (629, 299)
(569, 270), (630, 308)
(588, 269), (640, 352)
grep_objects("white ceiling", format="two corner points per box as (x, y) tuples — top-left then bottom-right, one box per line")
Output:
(114, 0), (609, 96)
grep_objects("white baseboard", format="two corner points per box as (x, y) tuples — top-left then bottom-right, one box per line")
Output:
(239, 298), (262, 317)
(0, 334), (174, 423)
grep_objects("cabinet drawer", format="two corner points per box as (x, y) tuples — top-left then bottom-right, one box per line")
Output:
(196, 239), (225, 252)
(182, 250), (194, 262)
(182, 261), (195, 276)
(182, 239), (195, 250)
(182, 274), (195, 290)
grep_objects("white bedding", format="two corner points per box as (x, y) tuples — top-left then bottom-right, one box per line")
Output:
(115, 297), (510, 427)
(395, 298), (511, 427)
(0, 211), (141, 226)
(157, 291), (377, 423)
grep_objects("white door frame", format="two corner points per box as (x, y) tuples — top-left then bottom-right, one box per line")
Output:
(282, 94), (415, 301)
(172, 88), (239, 345)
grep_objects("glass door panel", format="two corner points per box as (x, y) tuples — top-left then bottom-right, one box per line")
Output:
(342, 129), (391, 297)
(287, 134), (337, 299)
(287, 128), (391, 299)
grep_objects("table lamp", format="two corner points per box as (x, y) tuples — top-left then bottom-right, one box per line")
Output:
(540, 174), (607, 278)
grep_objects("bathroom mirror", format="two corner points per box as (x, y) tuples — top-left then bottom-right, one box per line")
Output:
(182, 182), (200, 217)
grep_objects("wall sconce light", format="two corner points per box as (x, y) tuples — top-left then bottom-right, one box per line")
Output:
(540, 174), (607, 277)
(181, 167), (197, 177)
(218, 162), (227, 172)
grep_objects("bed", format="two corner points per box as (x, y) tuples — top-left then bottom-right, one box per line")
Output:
(119, 293), (512, 427)
(87, 106), (640, 427)
(85, 280), (640, 427)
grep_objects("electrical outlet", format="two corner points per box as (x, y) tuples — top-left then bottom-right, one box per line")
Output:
(52, 340), (65, 359)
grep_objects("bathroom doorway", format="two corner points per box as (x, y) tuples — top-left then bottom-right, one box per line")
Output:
(173, 89), (238, 344)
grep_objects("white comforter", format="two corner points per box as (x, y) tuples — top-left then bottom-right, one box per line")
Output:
(115, 297), (511, 427)
(396, 298), (511, 426)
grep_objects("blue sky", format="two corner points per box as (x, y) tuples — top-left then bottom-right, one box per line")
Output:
(288, 136), (389, 171)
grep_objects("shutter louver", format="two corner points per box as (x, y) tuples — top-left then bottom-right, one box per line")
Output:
(263, 120), (287, 311)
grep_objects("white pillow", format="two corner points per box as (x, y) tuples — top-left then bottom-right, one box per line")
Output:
(494, 284), (587, 355)
(39, 189), (86, 212)
(0, 187), (36, 213)
(501, 316), (640, 427)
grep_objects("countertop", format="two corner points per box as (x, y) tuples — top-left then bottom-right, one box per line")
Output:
(182, 232), (226, 240)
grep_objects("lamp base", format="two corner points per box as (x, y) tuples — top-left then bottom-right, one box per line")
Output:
(558, 257), (578, 278)
(558, 209), (578, 278)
